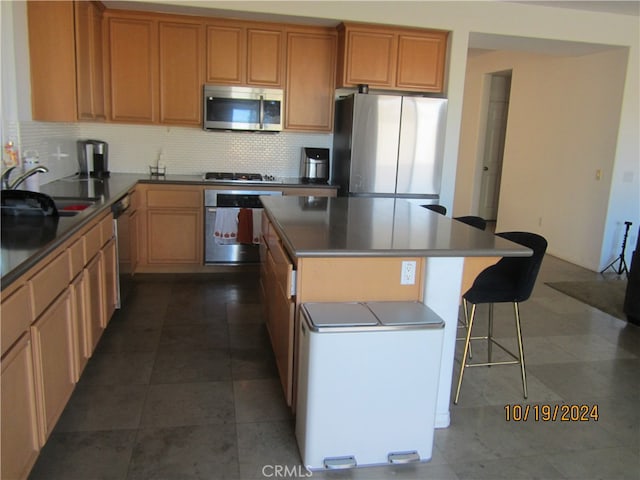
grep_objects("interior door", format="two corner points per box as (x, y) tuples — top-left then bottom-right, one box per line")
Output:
(479, 74), (511, 220)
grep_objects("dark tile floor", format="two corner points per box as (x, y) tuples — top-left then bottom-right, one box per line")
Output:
(28, 257), (639, 479)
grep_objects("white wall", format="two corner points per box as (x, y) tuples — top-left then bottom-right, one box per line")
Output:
(456, 48), (628, 270)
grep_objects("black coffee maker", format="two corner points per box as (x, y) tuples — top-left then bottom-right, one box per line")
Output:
(77, 139), (109, 178)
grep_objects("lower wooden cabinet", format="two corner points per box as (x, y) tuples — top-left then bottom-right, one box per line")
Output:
(84, 253), (105, 354)
(146, 209), (202, 264)
(30, 289), (75, 444)
(261, 215), (296, 406)
(70, 273), (90, 381)
(1, 334), (40, 480)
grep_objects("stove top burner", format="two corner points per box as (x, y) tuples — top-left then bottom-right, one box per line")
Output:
(204, 172), (263, 181)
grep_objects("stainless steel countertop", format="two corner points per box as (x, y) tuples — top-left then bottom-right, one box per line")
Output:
(261, 196), (533, 259)
(1, 174), (338, 290)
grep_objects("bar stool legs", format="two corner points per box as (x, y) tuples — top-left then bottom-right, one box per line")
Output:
(454, 301), (528, 405)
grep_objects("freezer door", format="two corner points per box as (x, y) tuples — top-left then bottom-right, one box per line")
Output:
(396, 97), (447, 196)
(350, 94), (402, 195)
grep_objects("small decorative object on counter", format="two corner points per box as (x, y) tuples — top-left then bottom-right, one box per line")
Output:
(3, 140), (19, 168)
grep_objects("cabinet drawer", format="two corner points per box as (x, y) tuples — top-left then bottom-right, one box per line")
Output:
(146, 189), (201, 208)
(1, 286), (33, 355)
(84, 222), (102, 263)
(100, 214), (114, 246)
(267, 244), (293, 300)
(68, 237), (85, 278)
(29, 252), (71, 319)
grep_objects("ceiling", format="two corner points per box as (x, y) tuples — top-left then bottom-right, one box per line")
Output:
(510, 1), (639, 17)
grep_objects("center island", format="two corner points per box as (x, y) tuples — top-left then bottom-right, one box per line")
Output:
(259, 195), (532, 429)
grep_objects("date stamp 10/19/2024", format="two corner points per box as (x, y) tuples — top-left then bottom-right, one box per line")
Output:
(504, 404), (599, 422)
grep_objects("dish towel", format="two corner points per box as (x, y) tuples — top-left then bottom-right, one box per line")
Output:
(237, 208), (253, 244)
(213, 208), (240, 244)
(252, 209), (262, 244)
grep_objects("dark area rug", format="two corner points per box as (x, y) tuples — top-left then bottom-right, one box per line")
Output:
(546, 280), (627, 320)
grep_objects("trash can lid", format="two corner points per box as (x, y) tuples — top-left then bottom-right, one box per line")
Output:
(366, 301), (444, 326)
(302, 303), (378, 327)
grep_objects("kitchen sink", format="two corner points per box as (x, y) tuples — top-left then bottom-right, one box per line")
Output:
(52, 197), (99, 217)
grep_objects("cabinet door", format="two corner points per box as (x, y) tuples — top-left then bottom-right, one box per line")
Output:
(285, 30), (336, 132)
(84, 254), (104, 353)
(27, 0), (77, 122)
(159, 21), (203, 125)
(206, 23), (245, 84)
(90, 2), (106, 120)
(70, 273), (90, 381)
(74, 1), (93, 120)
(31, 290), (75, 444)
(75, 1), (106, 120)
(342, 28), (396, 87)
(102, 238), (118, 325)
(395, 32), (447, 92)
(246, 28), (283, 86)
(1, 334), (40, 480)
(108, 16), (157, 122)
(146, 209), (202, 264)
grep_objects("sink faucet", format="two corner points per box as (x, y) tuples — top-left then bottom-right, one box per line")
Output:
(6, 165), (49, 190)
(1, 166), (17, 189)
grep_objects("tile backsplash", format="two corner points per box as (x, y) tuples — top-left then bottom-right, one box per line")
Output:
(17, 121), (333, 184)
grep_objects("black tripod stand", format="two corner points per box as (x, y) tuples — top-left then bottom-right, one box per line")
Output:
(601, 221), (632, 277)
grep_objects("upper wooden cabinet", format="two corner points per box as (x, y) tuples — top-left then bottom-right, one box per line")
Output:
(159, 20), (204, 125)
(106, 14), (158, 123)
(206, 20), (284, 87)
(27, 1), (78, 122)
(28, 0), (106, 122)
(105, 11), (204, 126)
(285, 27), (337, 132)
(75, 1), (106, 120)
(336, 22), (448, 93)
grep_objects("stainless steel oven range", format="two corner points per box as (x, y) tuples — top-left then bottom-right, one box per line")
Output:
(204, 188), (283, 264)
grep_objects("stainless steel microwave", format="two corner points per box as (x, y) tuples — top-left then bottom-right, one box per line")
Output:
(203, 85), (283, 132)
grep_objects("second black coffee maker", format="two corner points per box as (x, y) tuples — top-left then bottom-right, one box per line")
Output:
(77, 139), (109, 178)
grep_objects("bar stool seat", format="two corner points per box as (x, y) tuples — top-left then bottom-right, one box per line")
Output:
(454, 231), (547, 404)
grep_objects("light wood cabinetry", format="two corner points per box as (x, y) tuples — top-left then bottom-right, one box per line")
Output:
(206, 20), (283, 87)
(285, 27), (337, 132)
(1, 334), (40, 480)
(336, 22), (448, 93)
(27, 0), (106, 122)
(106, 11), (204, 125)
(159, 20), (204, 125)
(137, 184), (203, 268)
(27, 1), (77, 122)
(260, 214), (295, 405)
(75, 0), (106, 120)
(30, 289), (75, 444)
(0, 209), (117, 478)
(106, 14), (158, 123)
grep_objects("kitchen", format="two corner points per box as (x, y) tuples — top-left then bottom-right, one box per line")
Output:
(2, 1), (639, 479)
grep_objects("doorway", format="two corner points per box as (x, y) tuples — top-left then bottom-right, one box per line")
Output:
(478, 72), (511, 221)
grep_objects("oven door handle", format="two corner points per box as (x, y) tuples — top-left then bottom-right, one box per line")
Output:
(207, 207), (217, 213)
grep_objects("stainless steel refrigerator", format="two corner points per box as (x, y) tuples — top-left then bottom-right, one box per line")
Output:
(332, 93), (447, 201)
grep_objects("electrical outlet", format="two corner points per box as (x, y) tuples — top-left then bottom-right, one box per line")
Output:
(401, 260), (417, 285)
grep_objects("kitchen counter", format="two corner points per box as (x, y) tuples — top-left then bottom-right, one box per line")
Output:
(261, 196), (532, 260)
(1, 174), (338, 289)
